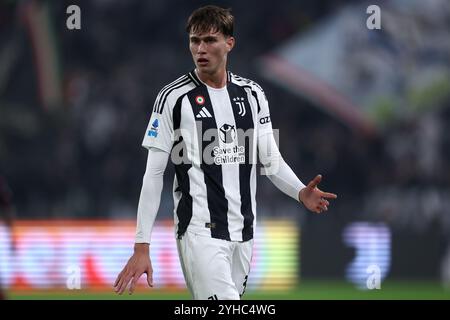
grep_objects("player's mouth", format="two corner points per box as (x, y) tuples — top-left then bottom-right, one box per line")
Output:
(197, 58), (209, 66)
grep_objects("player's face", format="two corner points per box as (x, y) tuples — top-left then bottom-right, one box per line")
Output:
(189, 29), (234, 75)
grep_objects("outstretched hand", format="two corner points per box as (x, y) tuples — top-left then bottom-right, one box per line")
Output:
(299, 174), (337, 214)
(114, 244), (153, 295)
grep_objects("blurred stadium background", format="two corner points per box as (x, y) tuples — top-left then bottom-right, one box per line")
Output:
(1, 0), (450, 299)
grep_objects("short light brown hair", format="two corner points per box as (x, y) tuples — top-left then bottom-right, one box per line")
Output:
(186, 5), (234, 37)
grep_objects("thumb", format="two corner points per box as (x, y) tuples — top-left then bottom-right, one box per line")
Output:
(308, 174), (322, 189)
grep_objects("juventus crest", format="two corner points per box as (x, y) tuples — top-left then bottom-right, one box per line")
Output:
(233, 97), (246, 116)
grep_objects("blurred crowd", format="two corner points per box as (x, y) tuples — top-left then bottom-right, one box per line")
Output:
(0, 0), (449, 239)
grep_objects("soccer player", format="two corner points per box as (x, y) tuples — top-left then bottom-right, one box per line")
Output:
(114, 5), (337, 300)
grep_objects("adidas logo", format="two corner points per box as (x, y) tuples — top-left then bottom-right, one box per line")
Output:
(196, 107), (212, 118)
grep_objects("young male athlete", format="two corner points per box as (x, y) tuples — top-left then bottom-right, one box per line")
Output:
(114, 5), (337, 300)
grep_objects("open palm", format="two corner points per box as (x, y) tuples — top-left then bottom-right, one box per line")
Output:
(299, 174), (337, 213)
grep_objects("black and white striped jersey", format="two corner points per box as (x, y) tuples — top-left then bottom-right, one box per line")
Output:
(142, 70), (273, 242)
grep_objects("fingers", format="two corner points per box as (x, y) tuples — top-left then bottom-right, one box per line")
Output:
(314, 206), (323, 214)
(129, 266), (154, 294)
(115, 264), (153, 295)
(316, 204), (328, 213)
(114, 271), (125, 293)
(307, 175), (338, 201)
(311, 198), (329, 214)
(307, 174), (322, 189)
(114, 264), (136, 295)
(129, 271), (143, 295)
(114, 277), (123, 293)
(321, 192), (337, 199)
(114, 269), (124, 287)
(116, 269), (150, 295)
(115, 271), (130, 294)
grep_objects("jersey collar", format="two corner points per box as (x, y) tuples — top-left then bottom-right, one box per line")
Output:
(189, 69), (232, 88)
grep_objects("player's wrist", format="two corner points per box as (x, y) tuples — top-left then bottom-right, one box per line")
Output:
(298, 187), (306, 204)
(134, 243), (150, 255)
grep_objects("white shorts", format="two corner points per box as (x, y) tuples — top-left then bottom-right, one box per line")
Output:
(176, 230), (253, 300)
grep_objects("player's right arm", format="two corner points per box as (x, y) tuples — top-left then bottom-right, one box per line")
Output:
(114, 89), (175, 295)
(114, 147), (169, 295)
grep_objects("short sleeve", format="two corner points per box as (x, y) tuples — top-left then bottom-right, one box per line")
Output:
(142, 98), (174, 154)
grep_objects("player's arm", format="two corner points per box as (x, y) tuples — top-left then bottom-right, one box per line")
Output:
(258, 133), (336, 213)
(255, 87), (337, 213)
(115, 90), (174, 295)
(258, 131), (305, 201)
(114, 147), (169, 295)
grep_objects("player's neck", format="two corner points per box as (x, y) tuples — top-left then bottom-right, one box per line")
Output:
(195, 68), (227, 89)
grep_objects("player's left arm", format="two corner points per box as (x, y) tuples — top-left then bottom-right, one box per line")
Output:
(255, 87), (337, 213)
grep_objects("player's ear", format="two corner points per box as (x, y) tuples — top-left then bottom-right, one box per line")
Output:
(226, 36), (235, 52)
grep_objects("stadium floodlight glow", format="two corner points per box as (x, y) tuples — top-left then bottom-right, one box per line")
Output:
(0, 220), (298, 292)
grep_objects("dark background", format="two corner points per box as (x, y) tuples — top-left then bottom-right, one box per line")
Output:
(1, 0), (449, 284)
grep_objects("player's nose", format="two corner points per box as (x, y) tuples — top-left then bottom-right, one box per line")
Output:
(198, 41), (207, 53)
